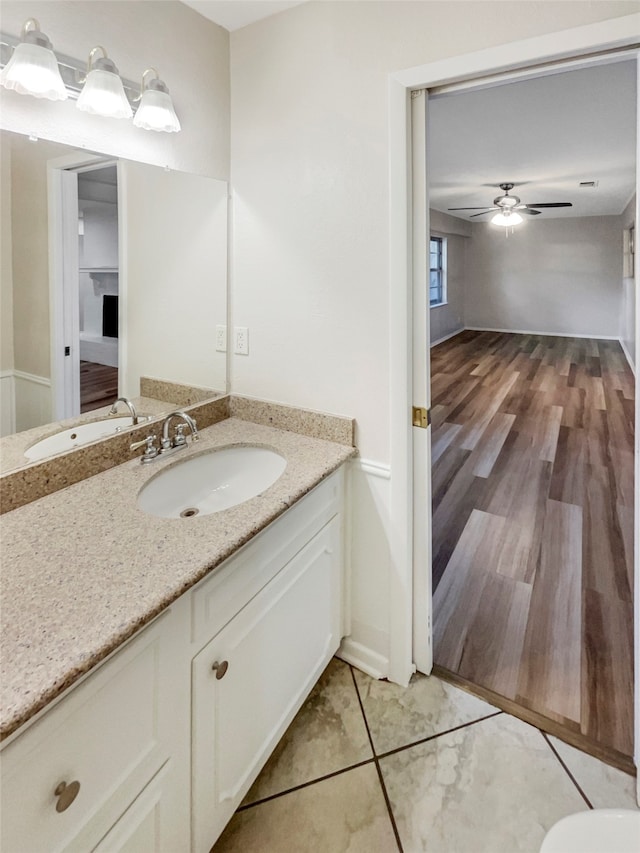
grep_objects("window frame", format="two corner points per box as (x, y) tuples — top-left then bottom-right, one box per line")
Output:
(429, 234), (447, 308)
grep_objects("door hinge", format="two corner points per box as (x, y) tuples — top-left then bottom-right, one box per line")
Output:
(412, 406), (430, 429)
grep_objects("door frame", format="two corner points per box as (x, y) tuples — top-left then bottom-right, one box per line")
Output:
(387, 12), (640, 764)
(47, 151), (118, 419)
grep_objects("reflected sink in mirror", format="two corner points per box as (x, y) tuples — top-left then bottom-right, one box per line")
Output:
(137, 447), (287, 519)
(24, 417), (148, 462)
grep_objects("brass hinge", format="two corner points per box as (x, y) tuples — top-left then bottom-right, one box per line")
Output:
(412, 406), (430, 428)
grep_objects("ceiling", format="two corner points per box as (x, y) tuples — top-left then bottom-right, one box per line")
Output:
(182, 1), (306, 31)
(428, 59), (637, 221)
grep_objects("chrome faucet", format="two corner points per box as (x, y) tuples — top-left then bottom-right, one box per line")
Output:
(160, 411), (199, 453)
(109, 397), (139, 425)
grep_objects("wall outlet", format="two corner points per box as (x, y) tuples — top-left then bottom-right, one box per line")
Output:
(234, 326), (249, 355)
(215, 325), (227, 352)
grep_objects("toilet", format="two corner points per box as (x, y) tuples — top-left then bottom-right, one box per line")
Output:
(540, 809), (640, 853)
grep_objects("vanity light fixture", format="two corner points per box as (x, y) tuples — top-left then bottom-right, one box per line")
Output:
(0, 22), (181, 132)
(133, 68), (181, 133)
(0, 18), (67, 100)
(76, 46), (132, 119)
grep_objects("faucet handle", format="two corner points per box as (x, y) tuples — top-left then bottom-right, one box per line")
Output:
(130, 434), (159, 463)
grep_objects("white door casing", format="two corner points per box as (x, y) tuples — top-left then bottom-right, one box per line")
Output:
(388, 16), (640, 789)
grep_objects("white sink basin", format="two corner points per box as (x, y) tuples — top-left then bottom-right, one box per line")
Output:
(25, 417), (143, 461)
(137, 446), (287, 519)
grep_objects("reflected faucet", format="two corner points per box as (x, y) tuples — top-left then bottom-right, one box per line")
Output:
(160, 411), (199, 452)
(109, 397), (139, 425)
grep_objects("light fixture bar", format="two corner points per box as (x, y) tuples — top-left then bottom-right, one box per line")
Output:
(0, 32), (138, 104)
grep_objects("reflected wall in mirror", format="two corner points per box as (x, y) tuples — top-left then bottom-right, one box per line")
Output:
(0, 129), (228, 466)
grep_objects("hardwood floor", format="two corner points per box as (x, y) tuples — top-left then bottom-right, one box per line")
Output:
(80, 361), (119, 413)
(431, 330), (635, 763)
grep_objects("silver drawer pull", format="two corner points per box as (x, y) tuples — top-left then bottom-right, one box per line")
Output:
(54, 780), (80, 813)
(211, 660), (229, 680)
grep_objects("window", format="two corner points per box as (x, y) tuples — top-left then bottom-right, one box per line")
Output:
(429, 236), (447, 307)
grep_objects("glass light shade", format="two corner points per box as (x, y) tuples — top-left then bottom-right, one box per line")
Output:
(77, 68), (132, 118)
(491, 211), (524, 227)
(133, 87), (181, 133)
(0, 41), (67, 100)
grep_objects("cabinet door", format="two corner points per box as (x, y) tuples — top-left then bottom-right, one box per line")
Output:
(192, 516), (341, 853)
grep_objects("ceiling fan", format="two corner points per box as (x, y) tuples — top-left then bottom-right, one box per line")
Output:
(448, 183), (573, 220)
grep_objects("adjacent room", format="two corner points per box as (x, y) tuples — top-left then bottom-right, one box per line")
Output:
(427, 59), (636, 768)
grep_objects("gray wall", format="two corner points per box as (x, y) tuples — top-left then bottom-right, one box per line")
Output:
(429, 210), (469, 345)
(465, 216), (623, 338)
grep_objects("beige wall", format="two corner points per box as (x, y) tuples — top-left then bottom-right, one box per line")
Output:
(0, 1), (230, 179)
(1, 144), (14, 373)
(9, 137), (65, 379)
(465, 215), (624, 338)
(230, 0), (636, 462)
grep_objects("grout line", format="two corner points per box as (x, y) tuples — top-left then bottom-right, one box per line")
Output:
(541, 731), (594, 809)
(349, 666), (405, 853)
(375, 710), (504, 761)
(236, 758), (376, 812)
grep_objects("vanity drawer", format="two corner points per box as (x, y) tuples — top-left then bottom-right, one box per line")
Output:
(0, 619), (170, 853)
(190, 467), (344, 648)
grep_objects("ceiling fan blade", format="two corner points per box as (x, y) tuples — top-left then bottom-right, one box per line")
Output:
(447, 206), (494, 211)
(526, 202), (573, 208)
(519, 208), (542, 215)
(469, 208), (499, 218)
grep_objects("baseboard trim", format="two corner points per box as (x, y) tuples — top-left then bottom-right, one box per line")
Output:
(353, 458), (391, 480)
(433, 665), (636, 776)
(337, 637), (389, 680)
(430, 327), (465, 348)
(465, 326), (619, 341)
(619, 337), (636, 376)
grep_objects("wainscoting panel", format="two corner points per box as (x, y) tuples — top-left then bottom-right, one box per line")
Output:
(14, 371), (52, 434)
(0, 372), (15, 437)
(338, 458), (392, 678)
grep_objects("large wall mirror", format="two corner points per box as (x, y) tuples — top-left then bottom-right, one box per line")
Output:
(0, 129), (228, 471)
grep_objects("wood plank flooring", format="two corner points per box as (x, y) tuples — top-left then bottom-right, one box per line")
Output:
(80, 361), (119, 413)
(431, 331), (634, 761)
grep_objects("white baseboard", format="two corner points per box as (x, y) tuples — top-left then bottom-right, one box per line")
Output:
(430, 327), (465, 347)
(465, 326), (619, 341)
(337, 637), (389, 680)
(619, 337), (636, 375)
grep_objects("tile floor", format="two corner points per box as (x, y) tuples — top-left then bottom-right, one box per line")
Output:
(212, 658), (638, 853)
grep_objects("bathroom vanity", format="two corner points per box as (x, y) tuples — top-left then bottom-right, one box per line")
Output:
(0, 415), (354, 852)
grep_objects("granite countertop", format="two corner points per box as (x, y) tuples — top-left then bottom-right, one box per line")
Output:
(0, 417), (355, 741)
(0, 396), (172, 474)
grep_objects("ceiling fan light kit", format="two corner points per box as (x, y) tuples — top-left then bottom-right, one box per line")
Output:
(448, 182), (573, 231)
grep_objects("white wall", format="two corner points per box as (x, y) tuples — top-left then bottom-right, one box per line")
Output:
(465, 216), (624, 337)
(230, 1), (638, 675)
(120, 161), (228, 396)
(0, 1), (229, 179)
(429, 210), (469, 345)
(621, 194), (637, 371)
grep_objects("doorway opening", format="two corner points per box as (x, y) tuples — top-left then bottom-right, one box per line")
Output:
(77, 165), (120, 413)
(424, 58), (637, 770)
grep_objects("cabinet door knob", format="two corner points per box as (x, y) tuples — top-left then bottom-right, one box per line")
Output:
(211, 660), (229, 679)
(54, 780), (81, 812)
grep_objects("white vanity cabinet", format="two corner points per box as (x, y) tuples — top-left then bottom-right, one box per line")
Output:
(0, 466), (345, 853)
(190, 468), (344, 851)
(0, 612), (191, 853)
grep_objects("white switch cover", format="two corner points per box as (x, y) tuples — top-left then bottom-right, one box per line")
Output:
(235, 327), (249, 355)
(215, 325), (227, 352)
